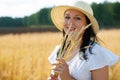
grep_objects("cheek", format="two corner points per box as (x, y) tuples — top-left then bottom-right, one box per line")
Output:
(63, 20), (67, 27)
(75, 22), (83, 29)
(63, 22), (67, 32)
(63, 19), (71, 26)
(77, 26), (82, 32)
(77, 20), (87, 28)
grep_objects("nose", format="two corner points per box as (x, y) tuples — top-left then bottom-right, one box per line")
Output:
(68, 18), (74, 25)
(63, 18), (75, 27)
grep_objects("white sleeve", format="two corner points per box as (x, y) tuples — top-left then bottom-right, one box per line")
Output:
(87, 44), (119, 70)
(48, 45), (60, 64)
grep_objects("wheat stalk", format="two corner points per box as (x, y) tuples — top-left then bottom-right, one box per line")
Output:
(52, 23), (92, 78)
(63, 23), (92, 59)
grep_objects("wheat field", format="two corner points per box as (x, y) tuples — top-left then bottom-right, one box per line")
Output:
(0, 29), (119, 80)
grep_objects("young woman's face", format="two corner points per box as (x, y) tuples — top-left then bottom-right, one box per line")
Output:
(63, 9), (87, 33)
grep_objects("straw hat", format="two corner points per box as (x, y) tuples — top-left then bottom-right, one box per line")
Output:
(51, 1), (99, 34)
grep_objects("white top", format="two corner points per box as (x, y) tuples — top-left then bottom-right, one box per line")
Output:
(48, 43), (119, 80)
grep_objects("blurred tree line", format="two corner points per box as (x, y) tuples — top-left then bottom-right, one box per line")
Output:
(0, 1), (120, 29)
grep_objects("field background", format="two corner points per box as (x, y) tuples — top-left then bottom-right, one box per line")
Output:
(0, 29), (119, 80)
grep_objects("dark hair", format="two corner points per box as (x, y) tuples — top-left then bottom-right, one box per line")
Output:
(80, 16), (97, 60)
(80, 26), (97, 60)
(61, 16), (98, 60)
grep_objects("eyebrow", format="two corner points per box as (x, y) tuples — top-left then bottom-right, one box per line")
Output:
(64, 14), (83, 18)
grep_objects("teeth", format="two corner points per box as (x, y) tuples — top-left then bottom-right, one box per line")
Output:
(67, 27), (76, 31)
(70, 28), (76, 31)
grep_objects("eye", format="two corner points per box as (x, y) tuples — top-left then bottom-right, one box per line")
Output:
(75, 17), (81, 20)
(64, 16), (70, 19)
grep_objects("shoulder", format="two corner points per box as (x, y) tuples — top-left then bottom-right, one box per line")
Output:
(89, 42), (114, 55)
(87, 42), (119, 70)
(90, 42), (106, 53)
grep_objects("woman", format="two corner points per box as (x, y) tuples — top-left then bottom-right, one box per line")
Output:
(48, 1), (119, 80)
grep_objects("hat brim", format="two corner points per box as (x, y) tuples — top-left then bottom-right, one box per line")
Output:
(51, 5), (99, 34)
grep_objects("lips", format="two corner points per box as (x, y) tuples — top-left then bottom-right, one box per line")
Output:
(66, 27), (76, 31)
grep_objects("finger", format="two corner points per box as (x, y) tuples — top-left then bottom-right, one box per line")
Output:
(52, 63), (65, 74)
(48, 74), (58, 80)
(52, 67), (63, 72)
(52, 67), (64, 75)
(52, 63), (64, 70)
(56, 58), (68, 67)
(47, 77), (52, 80)
(52, 62), (59, 66)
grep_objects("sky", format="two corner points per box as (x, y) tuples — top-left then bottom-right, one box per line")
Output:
(0, 0), (119, 18)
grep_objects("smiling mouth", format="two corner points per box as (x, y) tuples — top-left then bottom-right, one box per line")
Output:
(66, 27), (76, 31)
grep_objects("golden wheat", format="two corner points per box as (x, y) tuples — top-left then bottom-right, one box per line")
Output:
(0, 29), (119, 80)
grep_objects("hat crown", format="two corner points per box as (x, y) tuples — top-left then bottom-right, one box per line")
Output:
(72, 1), (93, 16)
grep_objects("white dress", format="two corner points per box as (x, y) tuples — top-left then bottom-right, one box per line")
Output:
(48, 43), (119, 80)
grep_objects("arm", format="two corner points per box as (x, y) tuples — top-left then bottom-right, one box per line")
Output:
(91, 65), (109, 80)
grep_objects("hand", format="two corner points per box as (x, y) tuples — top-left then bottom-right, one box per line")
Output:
(47, 74), (58, 80)
(52, 58), (73, 80)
